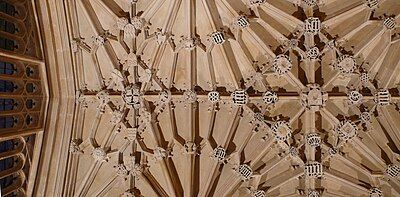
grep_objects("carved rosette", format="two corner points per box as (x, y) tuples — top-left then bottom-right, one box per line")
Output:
(272, 54), (292, 75)
(183, 90), (197, 103)
(91, 147), (108, 162)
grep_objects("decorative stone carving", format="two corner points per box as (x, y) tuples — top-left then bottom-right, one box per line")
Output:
(115, 164), (129, 177)
(360, 112), (372, 123)
(116, 17), (129, 30)
(262, 91), (278, 104)
(253, 112), (265, 124)
(288, 39), (299, 48)
(303, 0), (318, 6)
(249, 0), (266, 6)
(122, 85), (141, 109)
(348, 91), (363, 105)
(374, 89), (391, 105)
(383, 17), (396, 29)
(304, 17), (321, 35)
(300, 84), (328, 111)
(369, 187), (383, 197)
(208, 91), (220, 103)
(183, 141), (198, 155)
(236, 164), (253, 180)
(212, 147), (226, 162)
(271, 121), (292, 142)
(307, 47), (320, 59)
(183, 90), (197, 103)
(111, 110), (124, 124)
(386, 164), (400, 178)
(308, 190), (320, 197)
(96, 90), (110, 113)
(360, 72), (370, 84)
(76, 90), (89, 107)
(231, 90), (248, 105)
(153, 147), (170, 161)
(307, 133), (321, 147)
(155, 29), (167, 45)
(289, 146), (299, 157)
(71, 40), (79, 53)
(92, 35), (106, 46)
(305, 162), (323, 177)
(336, 55), (356, 74)
(272, 54), (292, 75)
(365, 0), (379, 8)
(335, 121), (358, 141)
(92, 147), (108, 162)
(131, 16), (145, 29)
(328, 147), (338, 156)
(209, 31), (226, 45)
(180, 36), (200, 51)
(234, 15), (250, 28)
(251, 190), (266, 197)
(69, 139), (82, 154)
(158, 90), (171, 104)
(125, 128), (139, 142)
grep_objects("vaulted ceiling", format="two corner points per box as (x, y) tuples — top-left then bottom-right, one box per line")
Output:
(63, 0), (400, 196)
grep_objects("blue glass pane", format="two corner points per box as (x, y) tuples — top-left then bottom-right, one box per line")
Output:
(0, 99), (14, 111)
(0, 116), (14, 128)
(0, 62), (15, 75)
(0, 1), (16, 16)
(0, 37), (16, 51)
(0, 80), (15, 92)
(0, 140), (13, 152)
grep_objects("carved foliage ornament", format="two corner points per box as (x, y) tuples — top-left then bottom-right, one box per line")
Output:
(335, 121), (357, 141)
(272, 54), (292, 75)
(92, 147), (108, 162)
(262, 91), (278, 104)
(271, 121), (292, 142)
(348, 91), (363, 105)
